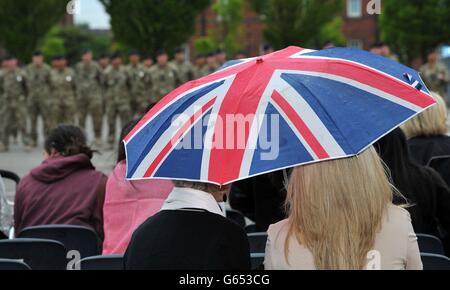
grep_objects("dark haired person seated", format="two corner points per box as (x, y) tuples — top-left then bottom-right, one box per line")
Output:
(14, 125), (107, 240)
(124, 181), (251, 270)
(229, 170), (288, 232)
(375, 128), (450, 254)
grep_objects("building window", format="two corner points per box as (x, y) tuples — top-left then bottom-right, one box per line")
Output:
(348, 39), (363, 49)
(347, 0), (362, 18)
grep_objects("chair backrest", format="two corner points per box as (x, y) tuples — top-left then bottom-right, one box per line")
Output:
(250, 253), (265, 270)
(0, 239), (67, 270)
(0, 170), (20, 185)
(18, 225), (101, 258)
(417, 234), (445, 255)
(0, 259), (31, 270)
(421, 253), (450, 270)
(245, 224), (259, 234)
(79, 255), (124, 270)
(226, 209), (246, 228)
(247, 233), (268, 254)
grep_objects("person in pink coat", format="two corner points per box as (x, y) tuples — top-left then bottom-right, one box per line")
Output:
(102, 120), (173, 255)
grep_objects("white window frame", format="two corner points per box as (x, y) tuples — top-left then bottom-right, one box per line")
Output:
(347, 0), (362, 18)
(347, 39), (363, 49)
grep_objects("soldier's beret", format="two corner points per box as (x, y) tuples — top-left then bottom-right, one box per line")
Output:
(129, 49), (140, 56)
(155, 49), (167, 57)
(32, 50), (43, 57)
(174, 47), (184, 54)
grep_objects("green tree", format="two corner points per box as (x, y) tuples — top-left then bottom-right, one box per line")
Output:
(212, 0), (244, 54)
(260, 0), (343, 49)
(0, 0), (68, 62)
(41, 25), (113, 65)
(381, 0), (450, 64)
(100, 0), (211, 56)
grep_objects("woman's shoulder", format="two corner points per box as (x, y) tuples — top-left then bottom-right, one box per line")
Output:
(267, 219), (289, 241)
(384, 205), (412, 229)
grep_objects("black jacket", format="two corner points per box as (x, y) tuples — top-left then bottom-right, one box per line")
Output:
(408, 135), (450, 165)
(408, 135), (450, 188)
(124, 209), (251, 270)
(229, 172), (287, 232)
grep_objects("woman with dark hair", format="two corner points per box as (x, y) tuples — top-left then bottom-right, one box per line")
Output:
(375, 128), (450, 253)
(102, 120), (173, 255)
(14, 125), (107, 240)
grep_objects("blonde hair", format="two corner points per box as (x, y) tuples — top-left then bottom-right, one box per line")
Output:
(401, 92), (447, 139)
(284, 146), (393, 270)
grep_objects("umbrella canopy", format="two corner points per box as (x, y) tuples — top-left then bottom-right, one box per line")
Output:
(124, 46), (435, 185)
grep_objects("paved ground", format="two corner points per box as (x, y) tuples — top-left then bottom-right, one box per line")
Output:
(0, 116), (119, 200)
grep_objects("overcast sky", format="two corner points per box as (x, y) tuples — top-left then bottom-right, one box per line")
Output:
(74, 0), (110, 30)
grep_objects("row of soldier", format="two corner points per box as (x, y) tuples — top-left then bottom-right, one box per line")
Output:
(0, 48), (230, 152)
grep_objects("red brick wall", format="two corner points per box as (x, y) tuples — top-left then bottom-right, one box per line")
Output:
(342, 0), (379, 50)
(189, 1), (264, 59)
(189, 0), (380, 59)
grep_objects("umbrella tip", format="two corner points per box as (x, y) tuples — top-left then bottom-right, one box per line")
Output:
(256, 58), (264, 64)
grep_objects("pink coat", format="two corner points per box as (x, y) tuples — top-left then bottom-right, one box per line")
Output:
(102, 161), (173, 255)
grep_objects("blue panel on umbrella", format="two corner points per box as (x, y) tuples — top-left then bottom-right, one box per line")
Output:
(126, 81), (224, 178)
(305, 48), (429, 94)
(154, 110), (212, 180)
(249, 103), (313, 175)
(281, 73), (415, 153)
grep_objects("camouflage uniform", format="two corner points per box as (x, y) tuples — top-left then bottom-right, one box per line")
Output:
(75, 61), (103, 138)
(169, 60), (195, 85)
(126, 63), (150, 115)
(420, 62), (450, 99)
(148, 64), (180, 103)
(0, 68), (28, 148)
(104, 65), (131, 143)
(25, 63), (52, 145)
(200, 65), (218, 77)
(49, 68), (77, 129)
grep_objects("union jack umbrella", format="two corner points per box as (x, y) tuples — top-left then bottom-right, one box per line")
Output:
(124, 46), (435, 185)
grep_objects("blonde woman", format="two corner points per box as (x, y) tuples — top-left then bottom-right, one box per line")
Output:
(401, 92), (450, 165)
(264, 146), (422, 270)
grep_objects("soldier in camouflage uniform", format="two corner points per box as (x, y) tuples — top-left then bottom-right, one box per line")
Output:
(420, 50), (450, 100)
(0, 55), (29, 151)
(126, 50), (150, 115)
(0, 63), (4, 151)
(149, 50), (180, 104)
(25, 51), (52, 147)
(48, 55), (77, 130)
(75, 49), (103, 144)
(104, 53), (131, 145)
(193, 54), (206, 79)
(170, 47), (195, 85)
(200, 52), (218, 77)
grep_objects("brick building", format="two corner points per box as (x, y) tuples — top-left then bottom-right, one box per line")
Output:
(342, 0), (379, 50)
(189, 2), (264, 58)
(189, 0), (379, 57)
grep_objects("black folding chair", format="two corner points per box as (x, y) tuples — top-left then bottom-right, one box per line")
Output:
(226, 209), (246, 228)
(0, 239), (67, 270)
(417, 234), (445, 255)
(245, 224), (259, 233)
(247, 233), (268, 254)
(250, 253), (265, 270)
(18, 225), (101, 258)
(0, 170), (20, 185)
(421, 253), (450, 270)
(78, 255), (124, 270)
(0, 259), (31, 270)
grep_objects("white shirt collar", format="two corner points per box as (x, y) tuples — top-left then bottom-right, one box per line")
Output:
(161, 187), (225, 217)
